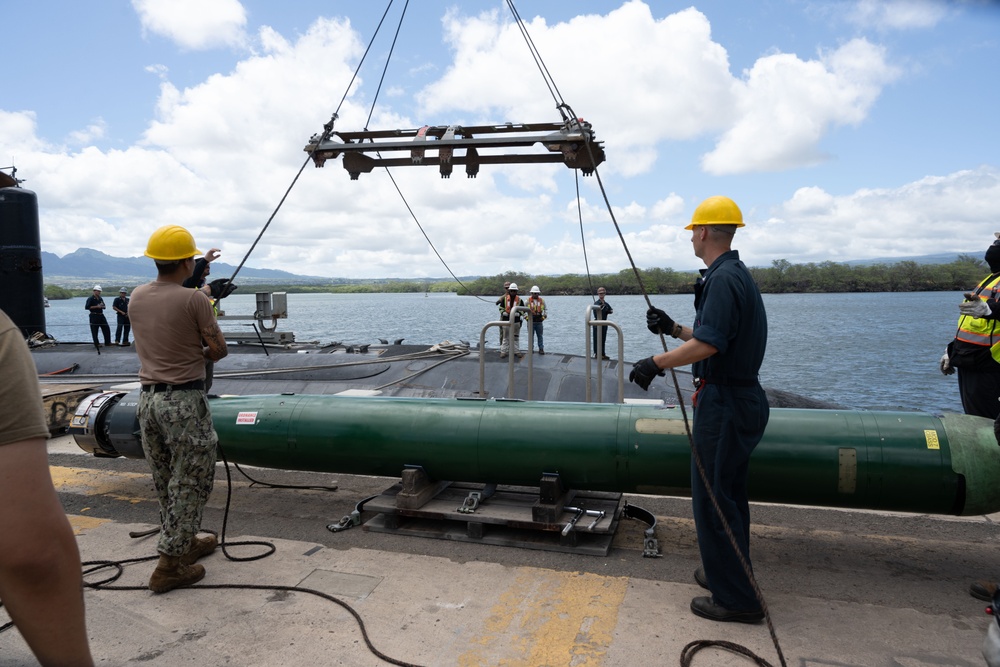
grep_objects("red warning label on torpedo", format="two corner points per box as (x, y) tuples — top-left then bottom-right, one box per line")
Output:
(236, 411), (257, 425)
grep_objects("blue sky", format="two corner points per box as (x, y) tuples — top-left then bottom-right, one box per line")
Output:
(3, 0), (999, 279)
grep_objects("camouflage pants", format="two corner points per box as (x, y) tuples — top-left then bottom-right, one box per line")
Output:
(137, 389), (218, 557)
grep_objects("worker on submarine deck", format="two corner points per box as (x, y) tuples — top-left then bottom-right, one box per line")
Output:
(629, 195), (769, 624)
(128, 224), (229, 594)
(943, 231), (1000, 603)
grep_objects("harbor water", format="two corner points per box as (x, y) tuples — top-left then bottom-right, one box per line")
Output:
(42, 290), (967, 414)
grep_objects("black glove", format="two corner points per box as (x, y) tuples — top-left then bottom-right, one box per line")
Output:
(646, 307), (676, 336)
(209, 278), (237, 299)
(628, 356), (664, 391)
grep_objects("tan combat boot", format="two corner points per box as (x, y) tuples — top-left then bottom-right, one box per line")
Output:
(180, 534), (218, 566)
(148, 554), (205, 594)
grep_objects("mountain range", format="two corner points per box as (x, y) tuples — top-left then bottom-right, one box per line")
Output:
(41, 248), (331, 288)
(41, 248), (980, 288)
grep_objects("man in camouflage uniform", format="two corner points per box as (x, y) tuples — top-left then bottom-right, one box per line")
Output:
(129, 225), (229, 593)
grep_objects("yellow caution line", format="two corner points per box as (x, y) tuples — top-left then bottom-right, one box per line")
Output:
(460, 570), (627, 667)
(49, 465), (153, 505)
(67, 514), (112, 536)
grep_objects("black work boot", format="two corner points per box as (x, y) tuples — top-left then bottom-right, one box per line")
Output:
(971, 581), (998, 602)
(148, 555), (205, 594)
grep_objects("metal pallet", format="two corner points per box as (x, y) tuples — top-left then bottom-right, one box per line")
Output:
(363, 479), (623, 556)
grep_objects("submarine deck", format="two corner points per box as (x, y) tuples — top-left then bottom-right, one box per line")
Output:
(31, 340), (840, 409)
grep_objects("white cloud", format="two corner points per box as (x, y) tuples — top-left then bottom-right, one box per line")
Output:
(3, 3), (994, 280)
(650, 194), (686, 221)
(783, 186), (836, 215)
(66, 120), (108, 147)
(144, 63), (169, 79)
(0, 110), (48, 153)
(419, 3), (900, 179)
(741, 166), (1000, 266)
(132, 0), (248, 50)
(418, 3), (738, 176)
(847, 0), (949, 30)
(701, 39), (900, 174)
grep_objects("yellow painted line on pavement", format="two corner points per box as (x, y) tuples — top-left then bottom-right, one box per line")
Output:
(67, 514), (112, 536)
(49, 465), (153, 504)
(459, 569), (628, 667)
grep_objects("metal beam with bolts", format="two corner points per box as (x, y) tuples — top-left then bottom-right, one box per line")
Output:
(304, 119), (606, 180)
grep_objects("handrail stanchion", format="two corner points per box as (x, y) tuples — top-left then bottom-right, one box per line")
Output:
(508, 305), (531, 401)
(585, 305), (597, 402)
(506, 316), (515, 397)
(478, 324), (492, 397)
(478, 321), (509, 398)
(610, 322), (625, 403)
(524, 309), (534, 401)
(585, 305), (625, 404)
(480, 317), (518, 398)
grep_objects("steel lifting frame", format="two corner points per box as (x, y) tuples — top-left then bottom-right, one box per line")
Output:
(304, 118), (605, 180)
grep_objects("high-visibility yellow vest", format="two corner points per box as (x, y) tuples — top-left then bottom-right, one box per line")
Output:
(956, 273), (1000, 362)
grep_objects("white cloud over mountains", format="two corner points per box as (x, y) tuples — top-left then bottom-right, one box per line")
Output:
(2, 1), (996, 279)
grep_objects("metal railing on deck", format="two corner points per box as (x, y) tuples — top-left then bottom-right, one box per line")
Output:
(585, 304), (624, 403)
(477, 304), (625, 403)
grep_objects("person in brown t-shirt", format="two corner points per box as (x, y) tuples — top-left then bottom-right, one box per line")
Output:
(0, 309), (94, 665)
(129, 225), (228, 594)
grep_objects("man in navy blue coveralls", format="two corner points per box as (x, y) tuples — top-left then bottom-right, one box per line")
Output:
(629, 195), (770, 624)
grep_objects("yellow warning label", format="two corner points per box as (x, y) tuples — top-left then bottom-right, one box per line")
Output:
(925, 430), (940, 450)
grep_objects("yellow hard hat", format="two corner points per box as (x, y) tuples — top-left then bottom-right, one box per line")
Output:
(144, 225), (203, 261)
(686, 196), (744, 230)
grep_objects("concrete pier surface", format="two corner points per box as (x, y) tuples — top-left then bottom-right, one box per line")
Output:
(1, 435), (996, 666)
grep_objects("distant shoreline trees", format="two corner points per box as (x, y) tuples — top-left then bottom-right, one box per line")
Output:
(453, 255), (987, 297)
(44, 255), (987, 299)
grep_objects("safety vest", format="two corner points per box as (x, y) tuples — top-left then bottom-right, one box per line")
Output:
(956, 272), (1000, 362)
(527, 296), (546, 319)
(504, 294), (523, 321)
(193, 286), (220, 318)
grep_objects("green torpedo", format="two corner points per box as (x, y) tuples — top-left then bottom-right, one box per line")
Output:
(71, 393), (1000, 516)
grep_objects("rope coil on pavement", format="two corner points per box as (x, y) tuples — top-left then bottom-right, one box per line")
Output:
(681, 639), (777, 667)
(58, 438), (424, 666)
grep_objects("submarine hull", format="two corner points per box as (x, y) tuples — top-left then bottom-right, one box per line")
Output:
(70, 393), (1000, 516)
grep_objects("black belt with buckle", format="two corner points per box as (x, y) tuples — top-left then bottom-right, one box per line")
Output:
(141, 380), (205, 393)
(693, 376), (757, 388)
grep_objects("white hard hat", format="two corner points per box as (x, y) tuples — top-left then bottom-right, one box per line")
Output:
(119, 287), (127, 293)
(508, 283), (519, 291)
(93, 285), (102, 291)
(530, 285), (540, 293)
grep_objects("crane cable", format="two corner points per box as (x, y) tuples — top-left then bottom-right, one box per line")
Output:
(352, 1), (495, 303)
(579, 111), (787, 667)
(59, 4), (433, 664)
(217, 1), (404, 299)
(65, 442), (424, 667)
(205, 0), (786, 662)
(574, 172), (596, 298)
(502, 5), (787, 667)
